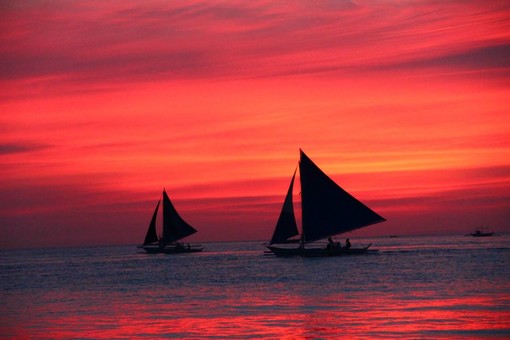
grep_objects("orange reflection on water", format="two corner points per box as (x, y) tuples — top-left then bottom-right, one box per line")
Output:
(10, 290), (509, 339)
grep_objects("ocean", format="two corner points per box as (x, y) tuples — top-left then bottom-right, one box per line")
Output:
(1, 235), (509, 339)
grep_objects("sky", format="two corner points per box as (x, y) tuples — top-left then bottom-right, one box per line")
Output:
(1, 0), (510, 249)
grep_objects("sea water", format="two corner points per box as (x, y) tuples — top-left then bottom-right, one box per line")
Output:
(1, 235), (509, 339)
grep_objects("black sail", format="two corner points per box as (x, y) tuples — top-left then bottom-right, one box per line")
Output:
(269, 169), (299, 245)
(162, 190), (197, 244)
(143, 199), (160, 245)
(299, 150), (385, 243)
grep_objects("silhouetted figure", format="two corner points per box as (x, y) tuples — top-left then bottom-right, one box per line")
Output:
(327, 236), (340, 249)
(345, 238), (351, 249)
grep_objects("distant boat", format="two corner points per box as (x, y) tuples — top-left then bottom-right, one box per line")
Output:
(137, 189), (203, 254)
(470, 226), (494, 237)
(266, 150), (386, 257)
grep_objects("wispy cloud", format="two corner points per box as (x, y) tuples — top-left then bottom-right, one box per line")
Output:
(0, 142), (51, 155)
(1, 0), (509, 247)
(2, 0), (509, 91)
(374, 44), (510, 74)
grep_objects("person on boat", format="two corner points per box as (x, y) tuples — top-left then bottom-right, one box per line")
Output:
(327, 237), (341, 250)
(327, 237), (337, 250)
(345, 238), (351, 249)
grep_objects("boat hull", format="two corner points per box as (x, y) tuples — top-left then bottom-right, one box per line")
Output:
(162, 246), (203, 254)
(266, 244), (376, 257)
(471, 232), (493, 237)
(137, 244), (203, 254)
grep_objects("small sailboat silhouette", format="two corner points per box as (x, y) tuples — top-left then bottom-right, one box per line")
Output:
(138, 189), (203, 254)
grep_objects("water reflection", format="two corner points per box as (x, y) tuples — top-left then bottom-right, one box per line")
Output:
(1, 237), (509, 338)
(4, 287), (508, 339)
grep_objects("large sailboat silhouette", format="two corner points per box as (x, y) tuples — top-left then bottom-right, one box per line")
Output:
(266, 150), (385, 256)
(138, 189), (203, 254)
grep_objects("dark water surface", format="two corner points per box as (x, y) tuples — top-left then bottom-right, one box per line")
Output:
(1, 235), (509, 339)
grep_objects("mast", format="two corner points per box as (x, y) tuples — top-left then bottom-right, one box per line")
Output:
(300, 160), (306, 245)
(161, 189), (198, 244)
(299, 149), (385, 244)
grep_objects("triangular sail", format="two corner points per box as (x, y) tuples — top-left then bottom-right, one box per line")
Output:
(143, 200), (160, 245)
(270, 169), (299, 245)
(300, 150), (385, 243)
(162, 190), (197, 244)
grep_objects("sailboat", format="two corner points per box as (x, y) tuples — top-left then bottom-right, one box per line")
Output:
(137, 189), (203, 254)
(266, 150), (386, 257)
(470, 226), (494, 237)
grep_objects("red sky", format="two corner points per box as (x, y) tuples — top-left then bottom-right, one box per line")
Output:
(1, 0), (510, 248)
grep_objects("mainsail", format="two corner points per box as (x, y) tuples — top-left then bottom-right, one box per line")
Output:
(162, 190), (198, 244)
(299, 150), (385, 243)
(269, 169), (299, 245)
(143, 200), (160, 245)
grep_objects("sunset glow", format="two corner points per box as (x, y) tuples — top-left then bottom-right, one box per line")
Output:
(1, 1), (510, 248)
(5, 288), (508, 339)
